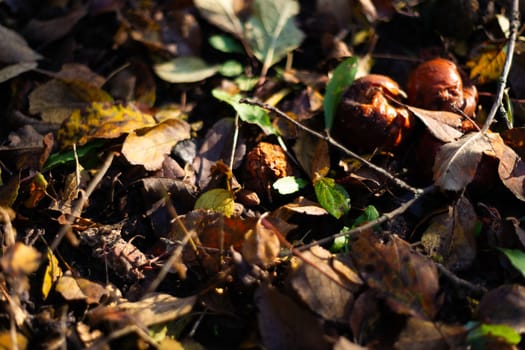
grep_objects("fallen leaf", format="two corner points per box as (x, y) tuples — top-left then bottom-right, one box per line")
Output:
(42, 249), (62, 300)
(406, 105), (464, 142)
(394, 317), (467, 350)
(289, 246), (360, 321)
(154, 56), (220, 83)
(421, 195), (477, 270)
(0, 331), (28, 350)
(433, 133), (492, 192)
(486, 132), (525, 201)
(255, 284), (331, 350)
(314, 176), (350, 219)
(350, 230), (441, 319)
(477, 284), (525, 333)
(0, 61), (37, 83)
(57, 101), (157, 149)
(23, 6), (87, 44)
(0, 23), (42, 63)
(242, 214), (281, 266)
(245, 0), (304, 76)
(1, 242), (41, 275)
(467, 45), (507, 84)
(194, 188), (235, 217)
(122, 118), (191, 171)
(55, 274), (89, 301)
(194, 0), (244, 38)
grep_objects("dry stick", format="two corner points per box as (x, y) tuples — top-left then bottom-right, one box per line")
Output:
(239, 98), (421, 194)
(435, 263), (487, 296)
(50, 151), (116, 251)
(481, 0), (520, 134)
(298, 185), (436, 251)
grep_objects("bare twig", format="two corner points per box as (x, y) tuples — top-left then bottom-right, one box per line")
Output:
(50, 151), (116, 251)
(481, 0), (520, 133)
(298, 185), (436, 251)
(436, 263), (487, 296)
(239, 98), (421, 194)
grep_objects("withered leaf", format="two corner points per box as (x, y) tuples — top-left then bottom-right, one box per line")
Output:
(1, 242), (41, 275)
(0, 23), (42, 63)
(241, 214), (280, 266)
(433, 132), (492, 192)
(478, 284), (525, 333)
(57, 102), (156, 149)
(394, 317), (467, 350)
(0, 61), (37, 83)
(406, 105), (464, 142)
(23, 6), (87, 44)
(350, 230), (441, 319)
(255, 284), (331, 350)
(122, 118), (191, 171)
(486, 132), (525, 201)
(289, 246), (360, 321)
(421, 195), (477, 270)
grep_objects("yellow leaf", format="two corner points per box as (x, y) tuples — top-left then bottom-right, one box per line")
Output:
(0, 331), (28, 350)
(42, 249), (62, 300)
(57, 102), (157, 149)
(194, 188), (235, 217)
(121, 118), (191, 170)
(1, 243), (41, 275)
(467, 46), (507, 84)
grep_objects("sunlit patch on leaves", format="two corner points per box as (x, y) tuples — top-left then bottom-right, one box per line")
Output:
(477, 284), (525, 334)
(194, 188), (235, 217)
(57, 102), (157, 149)
(219, 59), (243, 77)
(314, 177), (350, 219)
(466, 322), (521, 348)
(324, 56), (358, 131)
(467, 45), (507, 85)
(42, 249), (62, 300)
(212, 88), (275, 134)
(272, 176), (307, 195)
(43, 140), (106, 171)
(121, 118), (191, 171)
(242, 214), (281, 266)
(332, 205), (379, 252)
(153, 56), (220, 83)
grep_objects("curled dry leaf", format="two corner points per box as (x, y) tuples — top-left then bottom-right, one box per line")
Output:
(421, 195), (477, 271)
(0, 23), (43, 63)
(350, 230), (441, 319)
(288, 245), (361, 321)
(241, 214), (281, 266)
(406, 105), (463, 143)
(433, 133), (492, 192)
(122, 118), (191, 171)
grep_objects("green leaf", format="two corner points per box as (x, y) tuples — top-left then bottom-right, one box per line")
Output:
(209, 34), (244, 53)
(498, 248), (525, 278)
(245, 0), (304, 76)
(219, 60), (243, 77)
(314, 177), (350, 219)
(324, 56), (358, 131)
(272, 176), (307, 195)
(194, 188), (235, 217)
(212, 88), (275, 134)
(194, 0), (244, 37)
(353, 205), (380, 228)
(153, 56), (219, 83)
(467, 322), (521, 347)
(235, 75), (259, 91)
(43, 139), (106, 171)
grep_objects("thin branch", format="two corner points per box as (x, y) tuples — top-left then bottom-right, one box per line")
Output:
(239, 98), (421, 194)
(436, 263), (487, 296)
(298, 185), (436, 251)
(481, 0), (520, 133)
(50, 151), (116, 251)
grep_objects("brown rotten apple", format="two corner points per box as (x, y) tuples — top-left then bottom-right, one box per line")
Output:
(406, 57), (478, 119)
(332, 74), (414, 153)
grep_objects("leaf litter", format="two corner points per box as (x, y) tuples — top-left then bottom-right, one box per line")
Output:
(1, 0), (525, 349)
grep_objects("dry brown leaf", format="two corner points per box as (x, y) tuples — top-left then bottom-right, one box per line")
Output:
(433, 133), (492, 192)
(0, 23), (42, 63)
(23, 6), (87, 44)
(122, 118), (191, 171)
(350, 230), (441, 319)
(478, 284), (525, 333)
(289, 246), (360, 321)
(310, 139), (330, 179)
(118, 293), (196, 327)
(421, 195), (477, 270)
(333, 336), (367, 350)
(55, 274), (89, 301)
(1, 242), (41, 275)
(394, 317), (467, 350)
(0, 62), (37, 83)
(241, 214), (281, 266)
(486, 132), (525, 201)
(255, 284), (331, 350)
(406, 105), (464, 142)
